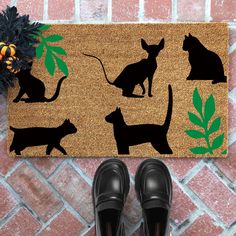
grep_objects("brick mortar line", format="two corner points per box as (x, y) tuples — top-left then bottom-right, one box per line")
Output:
(138, 0), (144, 21)
(171, 0), (177, 22)
(0, 205), (21, 228)
(205, 0), (212, 22)
(107, 0), (112, 23)
(206, 161), (236, 192)
(74, 0), (80, 23)
(10, 0), (17, 7)
(173, 209), (203, 235)
(80, 222), (95, 236)
(171, 173), (227, 230)
(28, 160), (90, 225)
(221, 222), (236, 236)
(229, 87), (236, 103)
(43, 0), (48, 21)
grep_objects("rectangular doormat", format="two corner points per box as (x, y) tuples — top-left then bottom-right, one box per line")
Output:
(7, 23), (228, 158)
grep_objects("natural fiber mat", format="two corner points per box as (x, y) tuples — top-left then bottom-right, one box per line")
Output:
(7, 23), (228, 158)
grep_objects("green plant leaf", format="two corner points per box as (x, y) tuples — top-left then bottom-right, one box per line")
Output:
(185, 130), (205, 139)
(54, 56), (68, 76)
(45, 35), (64, 42)
(204, 94), (215, 123)
(190, 146), (209, 154)
(208, 117), (221, 135)
(36, 42), (45, 59)
(39, 25), (51, 31)
(221, 149), (227, 155)
(188, 112), (203, 127)
(45, 51), (55, 76)
(50, 46), (67, 55)
(193, 88), (202, 115)
(212, 133), (224, 150)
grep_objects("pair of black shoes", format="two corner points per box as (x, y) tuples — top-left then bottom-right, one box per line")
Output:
(92, 159), (172, 236)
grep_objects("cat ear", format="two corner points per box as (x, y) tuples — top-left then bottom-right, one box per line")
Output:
(141, 38), (148, 50)
(159, 38), (165, 50)
(185, 35), (188, 39)
(189, 33), (193, 38)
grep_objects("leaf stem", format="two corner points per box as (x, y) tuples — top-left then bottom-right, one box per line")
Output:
(199, 109), (213, 154)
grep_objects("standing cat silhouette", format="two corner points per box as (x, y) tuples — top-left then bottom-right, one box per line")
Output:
(105, 85), (173, 155)
(13, 62), (66, 103)
(83, 38), (164, 97)
(10, 119), (77, 155)
(183, 33), (227, 84)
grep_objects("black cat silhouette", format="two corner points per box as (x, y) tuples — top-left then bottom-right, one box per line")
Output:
(83, 38), (164, 98)
(183, 33), (227, 84)
(10, 119), (77, 155)
(13, 63), (66, 103)
(105, 85), (173, 155)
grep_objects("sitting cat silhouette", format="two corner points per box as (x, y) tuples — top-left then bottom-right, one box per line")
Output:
(183, 33), (227, 84)
(105, 85), (173, 155)
(83, 38), (164, 97)
(10, 119), (77, 155)
(13, 62), (66, 103)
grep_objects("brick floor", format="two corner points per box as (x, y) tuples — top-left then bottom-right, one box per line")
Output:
(0, 208), (41, 236)
(0, 1), (236, 236)
(7, 163), (63, 222)
(177, 0), (205, 21)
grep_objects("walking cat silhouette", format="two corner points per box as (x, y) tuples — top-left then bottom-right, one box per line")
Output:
(10, 119), (77, 155)
(183, 33), (227, 84)
(13, 62), (66, 103)
(83, 38), (165, 97)
(105, 85), (173, 155)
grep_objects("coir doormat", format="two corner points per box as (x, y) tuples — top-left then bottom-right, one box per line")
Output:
(7, 23), (228, 158)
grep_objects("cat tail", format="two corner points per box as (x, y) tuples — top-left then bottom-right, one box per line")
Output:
(82, 53), (114, 85)
(162, 85), (173, 132)
(45, 76), (67, 102)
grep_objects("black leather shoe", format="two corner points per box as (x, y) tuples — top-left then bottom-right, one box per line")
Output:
(92, 159), (130, 236)
(135, 159), (172, 236)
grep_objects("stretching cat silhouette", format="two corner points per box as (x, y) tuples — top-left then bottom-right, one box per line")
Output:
(14, 63), (66, 103)
(105, 85), (173, 155)
(10, 119), (77, 155)
(83, 38), (164, 97)
(183, 33), (227, 84)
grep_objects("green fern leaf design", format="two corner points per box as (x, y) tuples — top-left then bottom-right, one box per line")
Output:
(45, 51), (55, 76)
(186, 88), (225, 155)
(54, 55), (69, 76)
(208, 117), (221, 135)
(36, 42), (44, 59)
(212, 133), (224, 150)
(185, 130), (205, 139)
(193, 88), (203, 116)
(188, 112), (203, 127)
(46, 35), (64, 42)
(190, 146), (209, 154)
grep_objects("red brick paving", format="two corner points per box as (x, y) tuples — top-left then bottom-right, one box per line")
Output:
(17, 0), (44, 20)
(215, 141), (236, 181)
(48, 0), (75, 20)
(80, 0), (108, 21)
(0, 183), (17, 220)
(177, 0), (205, 21)
(30, 157), (63, 178)
(112, 0), (139, 22)
(182, 214), (224, 236)
(0, 208), (41, 236)
(144, 0), (172, 20)
(171, 182), (197, 225)
(0, 139), (18, 176)
(50, 164), (94, 223)
(211, 0), (236, 22)
(188, 166), (236, 225)
(0, 1), (236, 235)
(39, 210), (84, 236)
(7, 163), (63, 222)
